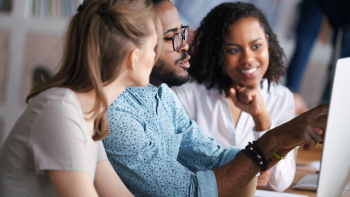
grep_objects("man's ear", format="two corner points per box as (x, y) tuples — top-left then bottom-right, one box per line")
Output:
(127, 48), (140, 71)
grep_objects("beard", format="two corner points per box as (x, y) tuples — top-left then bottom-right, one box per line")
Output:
(150, 52), (190, 87)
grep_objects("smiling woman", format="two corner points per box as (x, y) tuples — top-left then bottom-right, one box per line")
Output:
(188, 3), (285, 95)
(172, 2), (296, 192)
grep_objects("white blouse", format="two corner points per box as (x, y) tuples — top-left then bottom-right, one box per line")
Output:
(172, 79), (296, 192)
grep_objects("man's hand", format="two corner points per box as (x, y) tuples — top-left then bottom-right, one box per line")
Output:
(230, 87), (271, 131)
(215, 104), (328, 197)
(315, 113), (328, 143)
(259, 104), (329, 153)
(257, 170), (271, 186)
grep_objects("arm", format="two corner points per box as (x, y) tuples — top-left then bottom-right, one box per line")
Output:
(104, 109), (205, 197)
(214, 104), (328, 197)
(173, 91), (241, 172)
(29, 100), (104, 197)
(49, 171), (98, 197)
(230, 86), (296, 190)
(94, 160), (134, 197)
(230, 87), (271, 131)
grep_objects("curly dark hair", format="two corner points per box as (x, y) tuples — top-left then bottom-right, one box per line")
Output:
(188, 2), (286, 95)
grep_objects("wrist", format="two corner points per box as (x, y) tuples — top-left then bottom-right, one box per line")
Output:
(252, 111), (271, 131)
(256, 132), (281, 158)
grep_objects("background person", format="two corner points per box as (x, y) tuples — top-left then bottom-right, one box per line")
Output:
(286, 0), (350, 109)
(0, 0), (162, 196)
(172, 2), (295, 192)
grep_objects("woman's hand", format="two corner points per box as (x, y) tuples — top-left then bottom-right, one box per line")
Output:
(257, 170), (271, 186)
(229, 87), (271, 131)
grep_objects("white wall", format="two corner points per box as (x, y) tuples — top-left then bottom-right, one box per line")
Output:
(0, 0), (68, 147)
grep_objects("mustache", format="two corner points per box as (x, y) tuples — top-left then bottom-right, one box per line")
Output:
(175, 51), (190, 65)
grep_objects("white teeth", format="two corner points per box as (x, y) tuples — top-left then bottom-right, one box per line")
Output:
(241, 67), (257, 74)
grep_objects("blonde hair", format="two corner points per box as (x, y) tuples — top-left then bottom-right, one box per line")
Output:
(26, 0), (163, 141)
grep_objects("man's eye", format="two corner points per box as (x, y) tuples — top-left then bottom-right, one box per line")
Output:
(164, 38), (172, 41)
(252, 44), (261, 50)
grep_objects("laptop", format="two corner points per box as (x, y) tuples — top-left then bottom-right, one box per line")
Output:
(294, 57), (350, 197)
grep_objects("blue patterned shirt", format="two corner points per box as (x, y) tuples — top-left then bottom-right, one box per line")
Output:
(103, 84), (242, 197)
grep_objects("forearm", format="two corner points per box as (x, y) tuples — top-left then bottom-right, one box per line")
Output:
(268, 147), (295, 168)
(252, 111), (271, 131)
(214, 134), (280, 197)
(49, 171), (98, 197)
(94, 161), (134, 197)
(214, 152), (260, 197)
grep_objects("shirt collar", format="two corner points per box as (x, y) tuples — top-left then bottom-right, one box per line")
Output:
(125, 83), (167, 105)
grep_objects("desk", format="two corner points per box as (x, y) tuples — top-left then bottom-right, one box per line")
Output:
(258, 144), (322, 197)
(284, 144), (323, 196)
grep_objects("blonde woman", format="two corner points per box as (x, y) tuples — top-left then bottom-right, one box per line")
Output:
(0, 0), (162, 196)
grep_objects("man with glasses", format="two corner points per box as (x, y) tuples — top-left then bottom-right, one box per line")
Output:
(103, 0), (327, 196)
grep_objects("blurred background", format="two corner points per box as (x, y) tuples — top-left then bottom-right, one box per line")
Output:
(0, 0), (346, 148)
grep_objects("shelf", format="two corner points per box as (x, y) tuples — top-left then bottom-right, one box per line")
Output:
(0, 14), (69, 33)
(30, 0), (81, 20)
(0, 0), (82, 147)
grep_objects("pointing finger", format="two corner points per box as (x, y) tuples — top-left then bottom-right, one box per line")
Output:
(303, 104), (329, 118)
(309, 118), (327, 131)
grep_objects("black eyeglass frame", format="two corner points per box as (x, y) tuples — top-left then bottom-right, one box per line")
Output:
(164, 25), (189, 52)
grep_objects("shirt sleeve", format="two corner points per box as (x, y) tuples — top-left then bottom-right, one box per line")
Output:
(104, 105), (241, 197)
(29, 100), (89, 175)
(171, 88), (242, 169)
(174, 100), (242, 172)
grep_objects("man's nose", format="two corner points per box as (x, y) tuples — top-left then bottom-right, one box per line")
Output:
(178, 39), (189, 52)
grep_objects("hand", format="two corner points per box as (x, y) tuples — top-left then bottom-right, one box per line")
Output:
(315, 113), (328, 144)
(230, 87), (271, 131)
(262, 104), (329, 151)
(257, 170), (271, 186)
(229, 86), (266, 115)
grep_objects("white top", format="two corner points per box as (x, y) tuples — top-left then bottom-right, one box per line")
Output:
(172, 79), (296, 192)
(0, 88), (107, 197)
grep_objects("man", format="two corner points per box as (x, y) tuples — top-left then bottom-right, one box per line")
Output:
(103, 0), (327, 196)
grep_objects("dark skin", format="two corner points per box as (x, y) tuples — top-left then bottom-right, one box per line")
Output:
(225, 17), (281, 185)
(224, 17), (271, 132)
(150, 1), (190, 87)
(152, 2), (328, 197)
(214, 105), (328, 196)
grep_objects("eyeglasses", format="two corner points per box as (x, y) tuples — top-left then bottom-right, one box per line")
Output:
(164, 26), (189, 51)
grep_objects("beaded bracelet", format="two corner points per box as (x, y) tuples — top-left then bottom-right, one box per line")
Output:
(242, 141), (272, 171)
(273, 152), (285, 160)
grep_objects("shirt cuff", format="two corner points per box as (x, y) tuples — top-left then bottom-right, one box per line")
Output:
(196, 170), (218, 197)
(218, 146), (242, 167)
